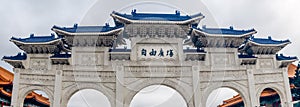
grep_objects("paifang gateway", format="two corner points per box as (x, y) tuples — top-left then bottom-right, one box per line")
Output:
(2, 10), (298, 107)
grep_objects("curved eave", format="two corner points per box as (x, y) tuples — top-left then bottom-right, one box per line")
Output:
(10, 38), (62, 45)
(2, 59), (24, 68)
(239, 58), (257, 60)
(247, 40), (291, 47)
(52, 27), (124, 36)
(50, 57), (69, 60)
(278, 59), (298, 62)
(111, 13), (205, 24)
(193, 28), (257, 38)
(2, 59), (24, 62)
(184, 52), (206, 54)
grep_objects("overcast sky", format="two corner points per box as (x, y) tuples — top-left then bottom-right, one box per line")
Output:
(1, 0), (300, 107)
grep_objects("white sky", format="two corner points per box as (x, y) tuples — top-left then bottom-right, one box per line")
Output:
(1, 0), (300, 107)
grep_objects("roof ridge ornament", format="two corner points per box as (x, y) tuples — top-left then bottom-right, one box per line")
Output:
(51, 33), (55, 38)
(268, 36), (272, 40)
(30, 34), (34, 38)
(131, 9), (137, 15)
(105, 23), (110, 27)
(73, 23), (78, 28)
(175, 10), (180, 16)
(202, 25), (207, 29)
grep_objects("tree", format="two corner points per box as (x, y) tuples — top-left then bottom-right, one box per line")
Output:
(291, 62), (300, 101)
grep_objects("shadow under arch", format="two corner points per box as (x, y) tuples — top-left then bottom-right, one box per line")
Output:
(256, 84), (286, 107)
(61, 83), (115, 107)
(18, 86), (53, 107)
(202, 82), (250, 107)
(124, 79), (192, 107)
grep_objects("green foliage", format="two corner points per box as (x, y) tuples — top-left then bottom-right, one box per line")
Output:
(291, 62), (300, 100)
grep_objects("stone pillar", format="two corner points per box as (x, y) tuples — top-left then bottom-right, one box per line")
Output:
(192, 66), (200, 107)
(11, 68), (21, 107)
(246, 69), (259, 107)
(53, 69), (63, 107)
(282, 68), (293, 107)
(116, 66), (125, 107)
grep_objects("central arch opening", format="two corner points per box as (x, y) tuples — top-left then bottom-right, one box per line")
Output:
(207, 87), (244, 107)
(130, 85), (187, 107)
(67, 89), (111, 107)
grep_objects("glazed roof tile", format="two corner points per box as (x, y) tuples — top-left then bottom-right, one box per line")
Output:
(112, 10), (203, 21)
(50, 53), (71, 58)
(194, 26), (256, 35)
(238, 54), (257, 58)
(11, 34), (59, 43)
(276, 54), (298, 61)
(2, 53), (27, 60)
(109, 48), (131, 52)
(52, 23), (123, 33)
(249, 36), (290, 44)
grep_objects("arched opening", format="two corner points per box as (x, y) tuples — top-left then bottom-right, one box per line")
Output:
(67, 89), (111, 107)
(130, 85), (187, 107)
(206, 87), (244, 107)
(259, 88), (281, 107)
(23, 90), (50, 107)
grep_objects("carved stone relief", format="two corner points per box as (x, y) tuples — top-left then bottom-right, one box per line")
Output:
(30, 58), (49, 70)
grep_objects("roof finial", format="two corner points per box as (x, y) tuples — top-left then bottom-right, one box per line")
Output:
(51, 33), (55, 38)
(131, 9), (137, 15)
(202, 25), (207, 29)
(73, 23), (78, 28)
(268, 36), (272, 40)
(105, 23), (110, 27)
(30, 34), (34, 38)
(175, 10), (180, 16)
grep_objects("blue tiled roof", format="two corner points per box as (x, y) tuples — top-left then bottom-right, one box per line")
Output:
(112, 10), (203, 21)
(109, 48), (131, 52)
(238, 54), (256, 58)
(50, 53), (71, 58)
(52, 23), (123, 33)
(183, 48), (205, 53)
(2, 53), (27, 60)
(11, 34), (59, 43)
(276, 54), (298, 61)
(195, 26), (256, 35)
(249, 36), (290, 44)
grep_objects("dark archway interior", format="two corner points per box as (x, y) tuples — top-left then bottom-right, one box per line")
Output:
(259, 88), (281, 107)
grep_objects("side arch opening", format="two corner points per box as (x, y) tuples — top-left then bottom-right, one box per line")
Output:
(67, 89), (111, 107)
(259, 88), (281, 107)
(129, 85), (188, 107)
(23, 90), (50, 107)
(206, 87), (245, 107)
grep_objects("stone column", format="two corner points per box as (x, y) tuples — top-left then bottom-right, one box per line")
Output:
(192, 66), (200, 107)
(116, 66), (125, 107)
(246, 69), (259, 107)
(11, 68), (21, 107)
(282, 68), (293, 107)
(53, 69), (63, 107)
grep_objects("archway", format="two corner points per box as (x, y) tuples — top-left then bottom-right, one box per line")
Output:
(129, 85), (187, 107)
(22, 90), (50, 107)
(259, 88), (281, 107)
(206, 88), (245, 107)
(67, 89), (111, 107)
